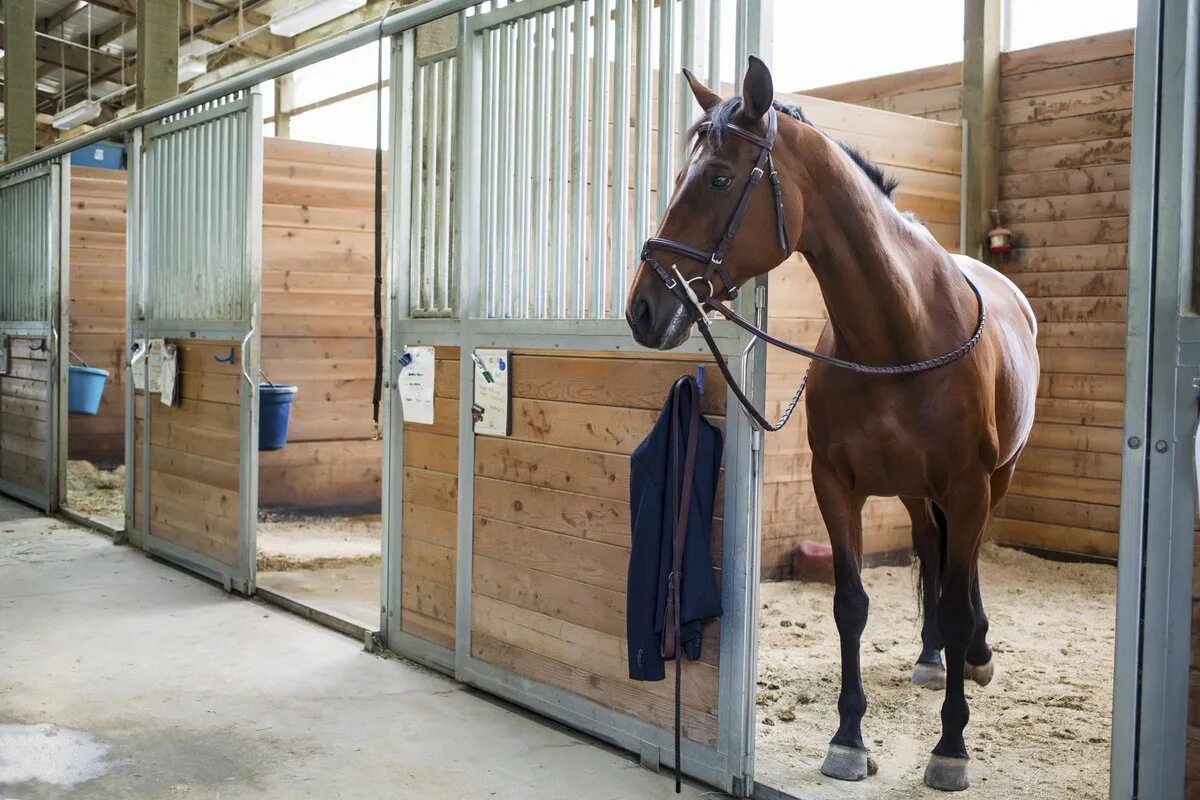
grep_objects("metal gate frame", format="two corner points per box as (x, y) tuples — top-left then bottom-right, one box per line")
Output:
(0, 161), (68, 512)
(1111, 0), (1200, 797)
(125, 93), (264, 594)
(381, 2), (773, 793)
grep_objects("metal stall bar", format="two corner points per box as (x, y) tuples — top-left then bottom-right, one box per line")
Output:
(531, 14), (551, 317)
(655, 0), (676, 218)
(587, 0), (610, 318)
(608, 0), (631, 318)
(440, 57), (457, 313)
(633, 0), (652, 252)
(550, 5), (570, 318)
(569, 0), (589, 318)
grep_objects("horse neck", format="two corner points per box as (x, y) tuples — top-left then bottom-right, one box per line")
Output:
(782, 127), (946, 365)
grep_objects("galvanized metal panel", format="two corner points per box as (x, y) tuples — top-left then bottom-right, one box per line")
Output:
(0, 166), (53, 326)
(140, 92), (256, 329)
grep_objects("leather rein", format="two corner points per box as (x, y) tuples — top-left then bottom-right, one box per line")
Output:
(640, 107), (988, 433)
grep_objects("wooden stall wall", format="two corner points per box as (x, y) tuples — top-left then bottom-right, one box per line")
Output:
(987, 30), (1133, 559)
(400, 347), (459, 649)
(800, 62), (963, 123)
(68, 166), (127, 466)
(470, 351), (726, 745)
(137, 341), (242, 566)
(0, 337), (50, 500)
(257, 137), (382, 514)
(760, 95), (963, 577)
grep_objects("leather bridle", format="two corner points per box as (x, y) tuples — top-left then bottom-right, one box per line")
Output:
(639, 106), (987, 432)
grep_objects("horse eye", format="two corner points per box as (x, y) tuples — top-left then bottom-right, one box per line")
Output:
(710, 175), (732, 189)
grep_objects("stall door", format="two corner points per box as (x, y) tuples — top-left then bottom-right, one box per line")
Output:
(0, 163), (66, 511)
(130, 91), (262, 593)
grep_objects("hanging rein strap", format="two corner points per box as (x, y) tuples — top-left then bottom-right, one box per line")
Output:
(641, 106), (986, 432)
(660, 376), (700, 793)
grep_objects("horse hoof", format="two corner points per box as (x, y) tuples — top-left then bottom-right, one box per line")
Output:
(912, 662), (946, 691)
(924, 754), (970, 791)
(820, 744), (869, 781)
(965, 657), (995, 687)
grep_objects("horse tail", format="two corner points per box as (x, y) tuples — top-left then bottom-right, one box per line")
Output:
(915, 500), (949, 615)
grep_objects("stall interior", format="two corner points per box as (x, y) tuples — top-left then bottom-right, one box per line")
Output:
(65, 161), (128, 531)
(253, 133), (385, 630)
(752, 30), (1125, 800)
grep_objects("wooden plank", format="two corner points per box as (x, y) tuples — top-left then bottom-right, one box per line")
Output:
(401, 576), (455, 625)
(149, 469), (240, 524)
(1007, 471), (1120, 505)
(474, 476), (630, 548)
(401, 609), (455, 649)
(402, 502), (456, 549)
(1, 430), (47, 460)
(857, 85), (962, 118)
(403, 430), (457, 475)
(1000, 164), (1129, 199)
(1000, 55), (1133, 101)
(511, 354), (725, 414)
(149, 445), (240, 491)
(1027, 422), (1123, 454)
(1000, 29), (1134, 77)
(990, 517), (1117, 558)
(1001, 137), (1130, 174)
(474, 437), (629, 502)
(1005, 243), (1128, 271)
(994, 494), (1119, 533)
(472, 631), (718, 746)
(474, 515), (627, 591)
(799, 61), (962, 104)
(1036, 322), (1126, 349)
(1029, 297), (1125, 324)
(1011, 268), (1127, 297)
(148, 510), (240, 567)
(471, 595), (718, 711)
(1039, 373), (1125, 402)
(1018, 446), (1122, 481)
(998, 190), (1128, 223)
(1000, 82), (1132, 125)
(1038, 346), (1125, 376)
(401, 538), (455, 585)
(404, 467), (457, 514)
(1035, 397), (1124, 427)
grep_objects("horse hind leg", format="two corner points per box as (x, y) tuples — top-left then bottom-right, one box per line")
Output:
(904, 497), (946, 691)
(964, 570), (994, 687)
(924, 480), (991, 792)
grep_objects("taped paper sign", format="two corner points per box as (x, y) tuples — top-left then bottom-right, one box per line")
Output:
(160, 343), (179, 407)
(147, 339), (165, 394)
(398, 346), (435, 425)
(472, 349), (511, 437)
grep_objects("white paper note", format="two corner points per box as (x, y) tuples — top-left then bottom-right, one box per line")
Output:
(147, 339), (165, 394)
(399, 346), (436, 425)
(160, 343), (178, 407)
(472, 349), (511, 437)
(131, 340), (147, 390)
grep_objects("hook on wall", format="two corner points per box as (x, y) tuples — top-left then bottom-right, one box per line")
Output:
(214, 347), (236, 364)
(30, 338), (48, 353)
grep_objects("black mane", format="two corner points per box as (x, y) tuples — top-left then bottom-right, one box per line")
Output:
(689, 97), (900, 201)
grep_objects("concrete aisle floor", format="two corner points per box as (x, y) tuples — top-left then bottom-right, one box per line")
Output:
(0, 498), (721, 800)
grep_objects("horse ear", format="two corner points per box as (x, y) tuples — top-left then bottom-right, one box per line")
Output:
(683, 68), (721, 111)
(740, 55), (774, 121)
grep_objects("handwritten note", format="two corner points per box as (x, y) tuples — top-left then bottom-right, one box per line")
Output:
(399, 346), (436, 425)
(472, 348), (511, 437)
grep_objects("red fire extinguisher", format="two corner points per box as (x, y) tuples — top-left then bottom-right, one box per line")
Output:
(987, 209), (1012, 262)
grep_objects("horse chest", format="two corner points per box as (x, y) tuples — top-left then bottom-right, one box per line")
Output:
(806, 379), (971, 497)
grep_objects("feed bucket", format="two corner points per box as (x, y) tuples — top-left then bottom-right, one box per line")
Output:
(68, 366), (109, 415)
(259, 383), (298, 451)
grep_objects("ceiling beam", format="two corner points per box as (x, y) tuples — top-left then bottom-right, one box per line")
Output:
(37, 0), (89, 35)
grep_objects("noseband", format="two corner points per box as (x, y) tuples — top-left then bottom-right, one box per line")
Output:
(639, 106), (987, 433)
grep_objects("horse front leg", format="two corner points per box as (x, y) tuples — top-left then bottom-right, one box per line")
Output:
(812, 458), (871, 782)
(925, 479), (991, 792)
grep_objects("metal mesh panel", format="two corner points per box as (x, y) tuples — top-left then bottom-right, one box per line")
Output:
(142, 91), (254, 324)
(0, 168), (52, 324)
(468, 0), (729, 320)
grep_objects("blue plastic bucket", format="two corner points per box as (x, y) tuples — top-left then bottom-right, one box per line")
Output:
(68, 365), (110, 415)
(259, 383), (298, 451)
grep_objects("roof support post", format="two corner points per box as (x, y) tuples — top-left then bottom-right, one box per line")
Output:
(961, 0), (1001, 261)
(274, 74), (294, 138)
(2, 0), (38, 160)
(137, 0), (179, 108)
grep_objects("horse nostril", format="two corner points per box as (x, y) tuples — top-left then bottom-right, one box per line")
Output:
(632, 296), (652, 331)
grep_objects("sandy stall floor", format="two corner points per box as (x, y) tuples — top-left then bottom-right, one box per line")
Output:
(65, 460), (124, 530)
(256, 514), (381, 628)
(755, 544), (1116, 800)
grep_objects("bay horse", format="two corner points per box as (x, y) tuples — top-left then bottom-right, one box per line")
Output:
(625, 57), (1039, 791)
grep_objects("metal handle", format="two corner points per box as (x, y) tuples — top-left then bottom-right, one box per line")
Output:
(48, 327), (59, 367)
(240, 303), (256, 396)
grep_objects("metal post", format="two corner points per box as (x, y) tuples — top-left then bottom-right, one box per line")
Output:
(2, 0), (37, 160)
(609, 0), (632, 319)
(588, 0), (610, 318)
(137, 0), (180, 108)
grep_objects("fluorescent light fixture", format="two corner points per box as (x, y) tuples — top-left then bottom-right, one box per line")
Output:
(51, 100), (102, 131)
(269, 0), (367, 36)
(178, 56), (208, 83)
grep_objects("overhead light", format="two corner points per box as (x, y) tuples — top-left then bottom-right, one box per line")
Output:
(269, 0), (367, 37)
(178, 56), (208, 83)
(51, 100), (102, 131)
